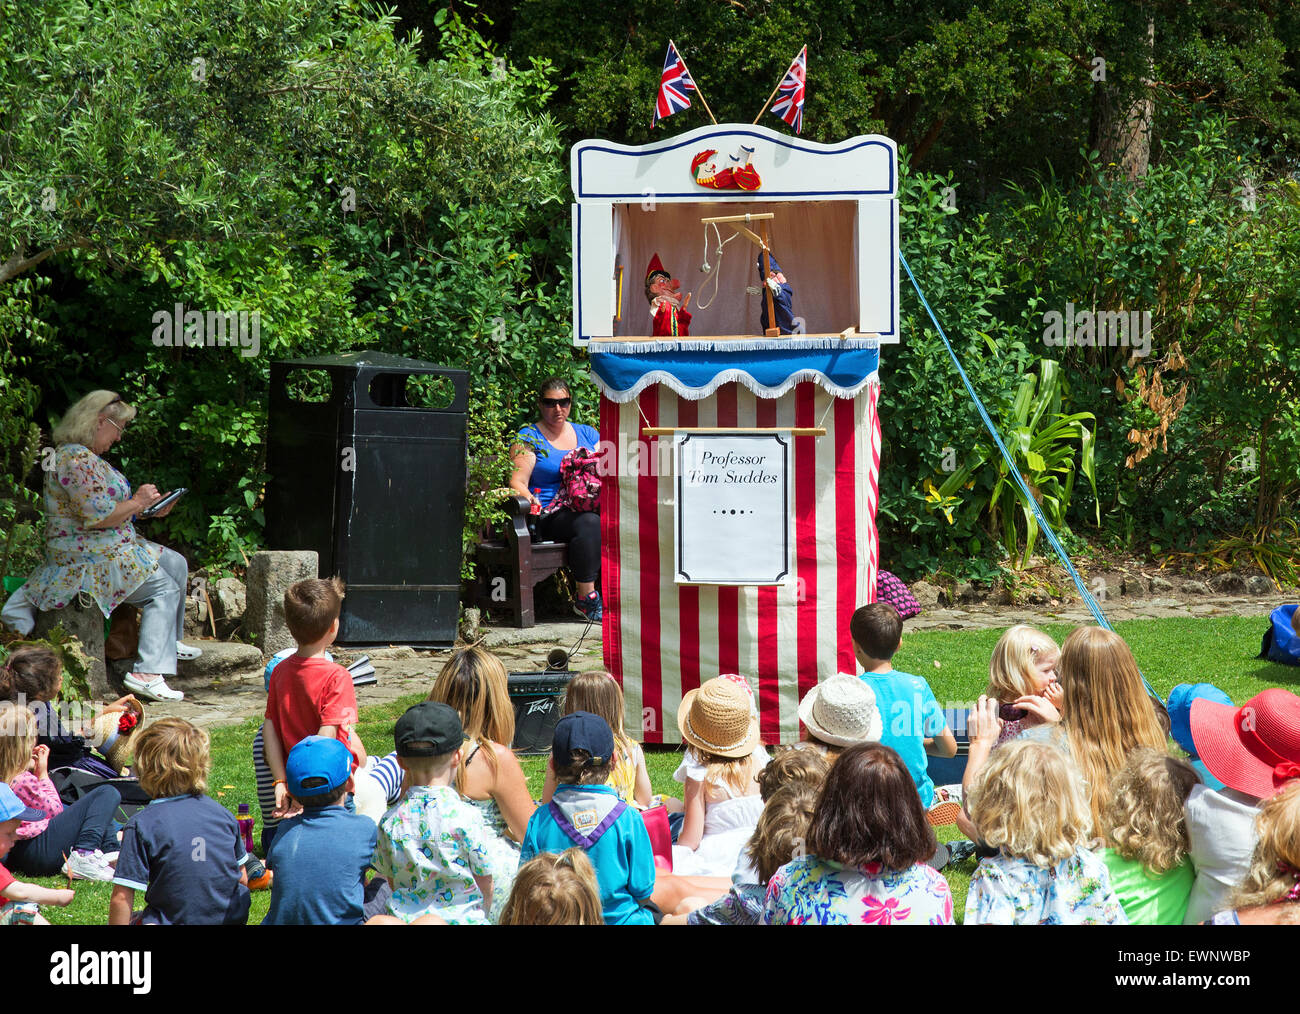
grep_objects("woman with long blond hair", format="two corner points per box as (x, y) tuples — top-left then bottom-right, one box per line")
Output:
(426, 645), (536, 922)
(0, 390), (196, 702)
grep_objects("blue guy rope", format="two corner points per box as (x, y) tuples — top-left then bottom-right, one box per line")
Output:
(898, 251), (1116, 634)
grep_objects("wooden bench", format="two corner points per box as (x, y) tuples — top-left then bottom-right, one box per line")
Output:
(474, 495), (569, 628)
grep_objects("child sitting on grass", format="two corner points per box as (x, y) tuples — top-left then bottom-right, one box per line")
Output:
(1100, 748), (1199, 925)
(672, 676), (768, 877)
(763, 742), (953, 925)
(851, 603), (956, 809)
(521, 712), (657, 925)
(543, 670), (653, 809)
(965, 739), (1125, 925)
(499, 849), (605, 926)
(109, 719), (250, 925)
(371, 702), (495, 925)
(984, 625), (1063, 746)
(263, 736), (377, 925)
(0, 783), (74, 925)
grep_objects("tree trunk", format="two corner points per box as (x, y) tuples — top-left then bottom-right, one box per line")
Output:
(1089, 17), (1155, 181)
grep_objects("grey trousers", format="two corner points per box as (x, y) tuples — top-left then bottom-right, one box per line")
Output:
(121, 546), (186, 676)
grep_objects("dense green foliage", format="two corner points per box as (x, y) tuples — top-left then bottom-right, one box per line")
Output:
(0, 1), (1297, 591)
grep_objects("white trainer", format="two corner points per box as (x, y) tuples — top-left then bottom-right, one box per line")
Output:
(176, 641), (203, 660)
(62, 850), (116, 882)
(123, 673), (185, 702)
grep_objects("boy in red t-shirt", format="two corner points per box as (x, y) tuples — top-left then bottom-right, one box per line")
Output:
(263, 578), (368, 839)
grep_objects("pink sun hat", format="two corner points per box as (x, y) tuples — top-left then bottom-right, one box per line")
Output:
(1188, 688), (1300, 799)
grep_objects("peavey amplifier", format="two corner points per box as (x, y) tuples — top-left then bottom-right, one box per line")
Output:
(508, 671), (574, 754)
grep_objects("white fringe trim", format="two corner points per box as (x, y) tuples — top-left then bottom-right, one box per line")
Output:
(590, 338), (881, 353)
(591, 368), (881, 403)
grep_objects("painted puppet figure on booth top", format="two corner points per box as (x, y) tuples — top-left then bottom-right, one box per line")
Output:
(691, 145), (762, 191)
(646, 254), (692, 338)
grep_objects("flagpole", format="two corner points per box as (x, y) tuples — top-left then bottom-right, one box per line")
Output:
(752, 76), (784, 124)
(672, 41), (717, 125)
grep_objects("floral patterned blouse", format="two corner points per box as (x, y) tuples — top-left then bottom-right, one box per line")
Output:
(372, 785), (496, 925)
(22, 444), (160, 617)
(965, 848), (1128, 925)
(763, 856), (955, 925)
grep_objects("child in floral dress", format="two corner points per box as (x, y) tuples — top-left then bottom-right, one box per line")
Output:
(965, 738), (1126, 924)
(763, 742), (953, 925)
(371, 702), (495, 925)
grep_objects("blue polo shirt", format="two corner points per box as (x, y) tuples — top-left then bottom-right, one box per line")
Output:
(113, 794), (251, 925)
(859, 669), (948, 807)
(263, 805), (377, 925)
(520, 783), (656, 925)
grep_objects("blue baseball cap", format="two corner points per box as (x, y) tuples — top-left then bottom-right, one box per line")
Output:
(285, 736), (352, 800)
(553, 711), (615, 765)
(1168, 683), (1233, 757)
(0, 783), (44, 824)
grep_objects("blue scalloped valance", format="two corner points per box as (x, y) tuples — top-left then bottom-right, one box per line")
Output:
(589, 338), (880, 403)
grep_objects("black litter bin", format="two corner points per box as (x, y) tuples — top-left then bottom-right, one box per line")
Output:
(266, 351), (468, 646)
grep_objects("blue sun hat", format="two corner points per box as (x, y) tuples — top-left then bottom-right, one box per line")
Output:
(1167, 682), (1232, 791)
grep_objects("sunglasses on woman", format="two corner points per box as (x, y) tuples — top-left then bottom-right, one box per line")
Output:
(540, 397), (571, 408)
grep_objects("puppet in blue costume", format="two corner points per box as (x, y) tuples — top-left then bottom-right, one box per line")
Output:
(756, 252), (796, 334)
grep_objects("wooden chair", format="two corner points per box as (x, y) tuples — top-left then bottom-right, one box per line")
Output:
(474, 495), (568, 628)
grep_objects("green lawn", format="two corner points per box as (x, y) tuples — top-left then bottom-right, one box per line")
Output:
(34, 613), (1291, 924)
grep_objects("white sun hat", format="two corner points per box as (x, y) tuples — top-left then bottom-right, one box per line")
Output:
(797, 673), (883, 748)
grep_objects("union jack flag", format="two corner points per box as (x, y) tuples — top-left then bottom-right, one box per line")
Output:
(652, 41), (695, 128)
(770, 45), (807, 134)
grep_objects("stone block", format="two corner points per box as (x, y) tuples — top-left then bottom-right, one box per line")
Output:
(33, 600), (111, 700)
(244, 551), (318, 655)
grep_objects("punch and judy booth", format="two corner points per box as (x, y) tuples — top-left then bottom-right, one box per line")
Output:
(572, 123), (899, 743)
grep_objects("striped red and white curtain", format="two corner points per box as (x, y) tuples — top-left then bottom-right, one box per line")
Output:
(599, 380), (881, 745)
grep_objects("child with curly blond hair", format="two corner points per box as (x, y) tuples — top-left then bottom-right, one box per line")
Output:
(1207, 780), (1300, 924)
(1100, 748), (1199, 925)
(965, 739), (1125, 924)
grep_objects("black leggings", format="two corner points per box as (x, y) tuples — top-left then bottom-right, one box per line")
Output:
(536, 509), (601, 584)
(7, 784), (121, 875)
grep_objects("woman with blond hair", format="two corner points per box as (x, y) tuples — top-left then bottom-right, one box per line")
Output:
(426, 645), (536, 921)
(0, 391), (195, 702)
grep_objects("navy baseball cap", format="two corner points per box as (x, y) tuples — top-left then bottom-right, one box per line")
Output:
(552, 711), (615, 765)
(286, 736), (352, 800)
(1168, 683), (1233, 757)
(0, 783), (43, 824)
(394, 701), (463, 757)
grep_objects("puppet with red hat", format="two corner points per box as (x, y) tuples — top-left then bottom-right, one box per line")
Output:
(646, 254), (692, 337)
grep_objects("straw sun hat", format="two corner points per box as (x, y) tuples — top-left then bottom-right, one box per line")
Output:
(677, 677), (761, 758)
(91, 698), (145, 774)
(798, 673), (883, 748)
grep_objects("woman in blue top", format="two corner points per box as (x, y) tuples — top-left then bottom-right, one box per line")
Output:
(509, 378), (603, 620)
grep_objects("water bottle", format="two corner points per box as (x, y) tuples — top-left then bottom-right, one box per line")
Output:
(236, 803), (256, 855)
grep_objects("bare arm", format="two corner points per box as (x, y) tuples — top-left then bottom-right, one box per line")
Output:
(473, 873), (494, 909)
(677, 778), (706, 851)
(263, 721), (299, 818)
(925, 725), (958, 758)
(108, 885), (135, 925)
(540, 755), (557, 805)
(633, 750), (654, 808)
(508, 444), (539, 503)
(3, 881), (74, 907)
(491, 743), (537, 843)
(961, 696), (1004, 802)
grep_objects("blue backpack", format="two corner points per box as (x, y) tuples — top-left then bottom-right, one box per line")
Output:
(1260, 604), (1300, 666)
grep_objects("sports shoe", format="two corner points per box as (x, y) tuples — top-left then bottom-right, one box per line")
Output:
(123, 673), (184, 702)
(574, 591), (603, 623)
(176, 641), (203, 660)
(62, 849), (115, 882)
(245, 856), (273, 891)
